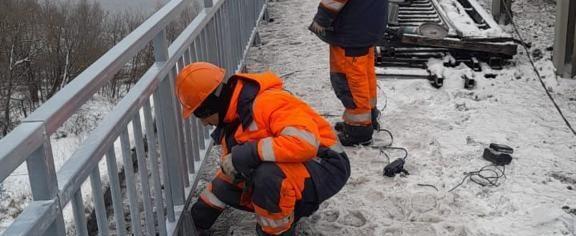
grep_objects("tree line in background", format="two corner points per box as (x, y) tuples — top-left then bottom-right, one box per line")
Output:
(0, 0), (199, 136)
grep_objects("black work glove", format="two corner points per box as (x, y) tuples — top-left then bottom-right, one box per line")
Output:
(309, 21), (328, 35)
(310, 6), (336, 36)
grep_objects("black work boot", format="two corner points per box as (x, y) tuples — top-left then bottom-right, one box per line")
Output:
(334, 121), (346, 132)
(338, 123), (373, 146)
(335, 109), (381, 132)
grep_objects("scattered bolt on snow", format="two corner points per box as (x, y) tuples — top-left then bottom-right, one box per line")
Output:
(549, 171), (576, 185)
(532, 48), (544, 61)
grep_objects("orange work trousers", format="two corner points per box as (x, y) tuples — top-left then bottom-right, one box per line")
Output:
(329, 45), (377, 126)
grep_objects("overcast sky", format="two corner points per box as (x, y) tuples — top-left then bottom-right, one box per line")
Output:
(54, 0), (169, 14)
(95, 0), (167, 13)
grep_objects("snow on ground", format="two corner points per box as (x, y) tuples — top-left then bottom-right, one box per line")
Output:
(209, 0), (576, 235)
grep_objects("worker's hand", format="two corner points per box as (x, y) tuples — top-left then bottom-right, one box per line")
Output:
(221, 154), (237, 178)
(309, 21), (327, 35)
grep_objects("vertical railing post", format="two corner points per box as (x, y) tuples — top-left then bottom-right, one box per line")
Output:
(105, 147), (128, 235)
(263, 3), (270, 23)
(223, 2), (233, 74)
(553, 0), (576, 78)
(178, 56), (197, 175)
(492, 0), (512, 25)
(143, 100), (168, 236)
(132, 114), (156, 235)
(25, 126), (66, 236)
(120, 130), (143, 235)
(71, 191), (89, 236)
(89, 168), (109, 236)
(153, 30), (185, 206)
(172, 65), (191, 188)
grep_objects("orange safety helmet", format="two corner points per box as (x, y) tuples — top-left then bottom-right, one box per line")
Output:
(175, 62), (226, 118)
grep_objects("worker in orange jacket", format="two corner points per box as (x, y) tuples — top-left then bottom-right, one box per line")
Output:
(310, 0), (389, 146)
(175, 62), (350, 235)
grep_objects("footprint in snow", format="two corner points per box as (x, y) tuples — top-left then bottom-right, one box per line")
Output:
(378, 223), (439, 236)
(337, 210), (367, 227)
(403, 223), (438, 236)
(320, 209), (340, 222)
(410, 193), (438, 213)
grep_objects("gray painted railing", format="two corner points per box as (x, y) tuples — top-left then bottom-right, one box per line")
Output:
(0, 0), (266, 235)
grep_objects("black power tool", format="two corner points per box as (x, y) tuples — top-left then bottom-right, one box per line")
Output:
(375, 146), (409, 177)
(482, 143), (513, 165)
(384, 158), (409, 177)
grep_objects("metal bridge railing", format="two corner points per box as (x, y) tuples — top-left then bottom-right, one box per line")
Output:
(0, 0), (267, 235)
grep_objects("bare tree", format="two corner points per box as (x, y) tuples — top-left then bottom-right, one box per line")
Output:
(0, 0), (40, 135)
(0, 0), (201, 137)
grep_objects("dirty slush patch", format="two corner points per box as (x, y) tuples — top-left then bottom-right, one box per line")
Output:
(193, 0), (576, 235)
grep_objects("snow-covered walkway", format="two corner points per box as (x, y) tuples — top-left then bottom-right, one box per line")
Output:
(208, 0), (576, 235)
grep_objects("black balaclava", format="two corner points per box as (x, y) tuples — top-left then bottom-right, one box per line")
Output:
(193, 76), (238, 125)
(215, 76), (237, 125)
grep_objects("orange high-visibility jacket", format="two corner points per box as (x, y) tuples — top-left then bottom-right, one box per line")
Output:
(212, 72), (345, 233)
(223, 72), (340, 164)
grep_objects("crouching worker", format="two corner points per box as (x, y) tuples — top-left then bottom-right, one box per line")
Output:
(175, 62), (351, 235)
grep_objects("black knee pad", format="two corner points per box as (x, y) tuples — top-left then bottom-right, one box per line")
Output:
(251, 163), (286, 213)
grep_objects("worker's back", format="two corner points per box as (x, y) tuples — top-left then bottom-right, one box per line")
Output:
(321, 0), (389, 48)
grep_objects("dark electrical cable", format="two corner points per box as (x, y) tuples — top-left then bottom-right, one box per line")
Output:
(502, 0), (576, 137)
(373, 81), (410, 178)
(377, 83), (388, 113)
(448, 164), (506, 192)
(380, 146), (408, 161)
(375, 128), (394, 147)
(417, 183), (439, 191)
(371, 128), (408, 163)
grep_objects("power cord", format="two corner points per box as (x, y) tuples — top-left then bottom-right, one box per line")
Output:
(448, 164), (506, 192)
(374, 128), (394, 147)
(371, 128), (409, 177)
(372, 145), (408, 162)
(373, 81), (410, 177)
(501, 0), (576, 137)
(377, 82), (388, 113)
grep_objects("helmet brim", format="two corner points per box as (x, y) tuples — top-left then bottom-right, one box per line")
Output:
(182, 106), (194, 119)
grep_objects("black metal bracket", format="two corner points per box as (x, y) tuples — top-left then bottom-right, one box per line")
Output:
(428, 73), (444, 88)
(462, 75), (476, 89)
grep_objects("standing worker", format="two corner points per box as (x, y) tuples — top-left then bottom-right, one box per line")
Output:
(176, 62), (350, 235)
(310, 0), (389, 146)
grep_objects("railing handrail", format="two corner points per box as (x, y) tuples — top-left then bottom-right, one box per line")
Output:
(1, 0), (267, 235)
(24, 0), (187, 132)
(0, 0), (187, 183)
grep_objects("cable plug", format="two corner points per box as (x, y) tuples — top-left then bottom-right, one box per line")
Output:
(384, 158), (408, 177)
